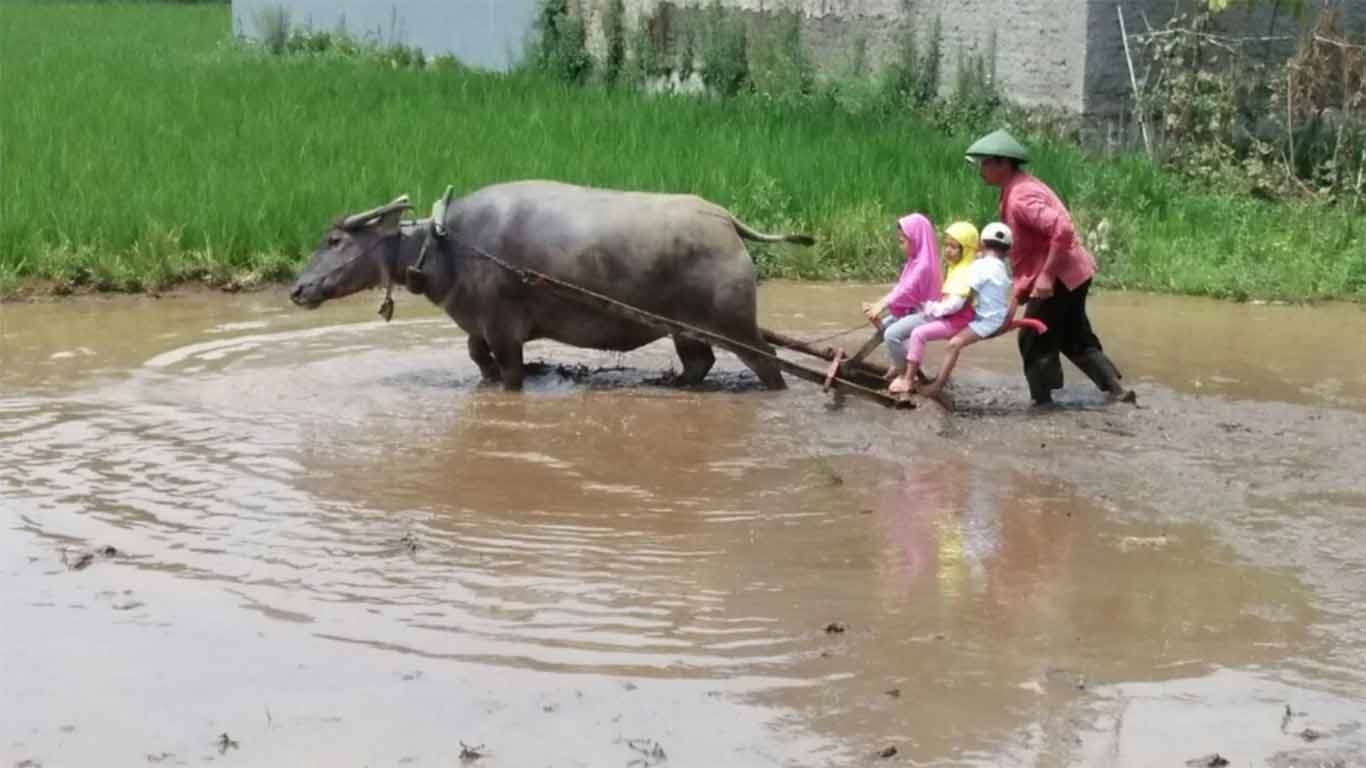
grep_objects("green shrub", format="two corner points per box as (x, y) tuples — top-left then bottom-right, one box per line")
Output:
(881, 16), (941, 108)
(749, 11), (812, 105)
(699, 1), (749, 97)
(532, 0), (592, 83)
(624, 14), (661, 87)
(601, 0), (626, 87)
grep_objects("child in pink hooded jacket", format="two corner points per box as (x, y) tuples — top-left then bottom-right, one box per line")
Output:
(862, 213), (943, 379)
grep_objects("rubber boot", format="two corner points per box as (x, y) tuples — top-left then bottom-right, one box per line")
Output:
(1070, 350), (1136, 404)
(1025, 357), (1062, 405)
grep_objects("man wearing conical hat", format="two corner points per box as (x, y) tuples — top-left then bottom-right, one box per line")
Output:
(966, 129), (1135, 407)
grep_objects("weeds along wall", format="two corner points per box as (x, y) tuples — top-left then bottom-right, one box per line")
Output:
(1084, 0), (1366, 117)
(576, 0), (1090, 112)
(229, 1), (1366, 118)
(573, 0), (1366, 118)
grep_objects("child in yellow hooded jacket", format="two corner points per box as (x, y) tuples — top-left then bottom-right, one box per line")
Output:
(938, 221), (979, 315)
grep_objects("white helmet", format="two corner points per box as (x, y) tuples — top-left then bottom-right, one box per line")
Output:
(981, 222), (1012, 248)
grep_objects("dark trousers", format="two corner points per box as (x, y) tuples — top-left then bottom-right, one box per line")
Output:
(1017, 279), (1123, 403)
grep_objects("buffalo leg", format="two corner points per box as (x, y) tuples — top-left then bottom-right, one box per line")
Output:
(468, 335), (501, 383)
(491, 340), (526, 391)
(672, 334), (716, 385)
(734, 335), (786, 390)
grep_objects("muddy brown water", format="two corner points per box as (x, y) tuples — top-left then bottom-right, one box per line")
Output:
(2, 283), (1364, 767)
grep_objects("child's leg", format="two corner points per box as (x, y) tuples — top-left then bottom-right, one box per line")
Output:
(889, 318), (961, 393)
(905, 318), (964, 366)
(880, 313), (925, 374)
(921, 328), (984, 396)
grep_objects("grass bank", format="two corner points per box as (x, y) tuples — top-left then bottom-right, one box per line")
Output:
(1, 2), (1363, 301)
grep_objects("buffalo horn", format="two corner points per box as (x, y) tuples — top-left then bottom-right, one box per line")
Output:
(341, 195), (413, 230)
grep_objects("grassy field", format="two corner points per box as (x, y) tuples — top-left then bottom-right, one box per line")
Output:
(2, 2), (1364, 301)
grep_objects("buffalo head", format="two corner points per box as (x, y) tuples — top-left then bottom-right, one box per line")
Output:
(290, 195), (413, 308)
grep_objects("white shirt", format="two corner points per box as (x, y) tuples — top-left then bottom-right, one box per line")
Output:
(966, 255), (1011, 337)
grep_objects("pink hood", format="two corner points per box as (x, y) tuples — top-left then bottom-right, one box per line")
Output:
(886, 213), (942, 317)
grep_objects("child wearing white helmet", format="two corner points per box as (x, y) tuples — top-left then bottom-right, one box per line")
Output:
(981, 222), (1012, 247)
(964, 223), (1014, 336)
(889, 222), (1014, 397)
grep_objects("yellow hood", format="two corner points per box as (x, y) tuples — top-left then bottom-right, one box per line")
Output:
(942, 221), (980, 298)
(944, 221), (979, 263)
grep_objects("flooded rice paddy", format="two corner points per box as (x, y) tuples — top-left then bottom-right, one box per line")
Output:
(2, 284), (1365, 767)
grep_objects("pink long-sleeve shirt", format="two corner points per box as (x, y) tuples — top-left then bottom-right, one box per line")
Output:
(998, 172), (1096, 291)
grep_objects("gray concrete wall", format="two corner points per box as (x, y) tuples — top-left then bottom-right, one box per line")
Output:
(230, 0), (1365, 116)
(230, 0), (538, 71)
(580, 0), (1092, 111)
(584, 0), (1366, 116)
(1082, 0), (1366, 118)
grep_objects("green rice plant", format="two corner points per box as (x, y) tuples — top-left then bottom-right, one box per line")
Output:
(0, 263), (21, 297)
(0, 2), (1361, 301)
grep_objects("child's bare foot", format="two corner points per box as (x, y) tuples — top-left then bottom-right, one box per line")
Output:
(888, 375), (914, 395)
(884, 367), (904, 382)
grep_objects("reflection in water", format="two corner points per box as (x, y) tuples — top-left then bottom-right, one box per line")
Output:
(818, 459), (1332, 763)
(878, 462), (1008, 599)
(2, 288), (1364, 766)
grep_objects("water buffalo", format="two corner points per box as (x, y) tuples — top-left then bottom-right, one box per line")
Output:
(289, 180), (814, 390)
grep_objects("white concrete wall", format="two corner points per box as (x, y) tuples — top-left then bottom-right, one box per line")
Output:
(230, 0), (539, 71)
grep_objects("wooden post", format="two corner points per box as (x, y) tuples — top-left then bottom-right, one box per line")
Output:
(1287, 69), (1296, 182)
(1118, 5), (1153, 158)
